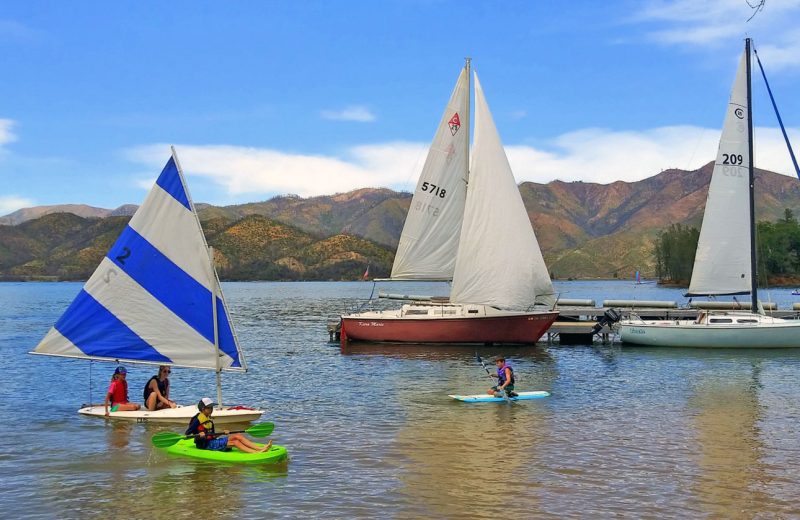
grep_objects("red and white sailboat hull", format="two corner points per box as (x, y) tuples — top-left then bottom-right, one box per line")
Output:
(341, 304), (557, 345)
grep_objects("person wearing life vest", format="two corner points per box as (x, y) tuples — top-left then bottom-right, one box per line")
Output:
(185, 398), (271, 453)
(104, 366), (141, 416)
(488, 356), (518, 397)
(143, 365), (177, 411)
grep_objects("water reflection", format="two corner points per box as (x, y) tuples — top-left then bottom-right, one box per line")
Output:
(107, 420), (134, 449)
(374, 344), (558, 519)
(340, 341), (553, 361)
(688, 361), (769, 517)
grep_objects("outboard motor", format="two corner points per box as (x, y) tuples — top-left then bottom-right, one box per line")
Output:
(592, 308), (622, 335)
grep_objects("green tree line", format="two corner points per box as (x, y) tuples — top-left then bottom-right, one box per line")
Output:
(654, 209), (800, 283)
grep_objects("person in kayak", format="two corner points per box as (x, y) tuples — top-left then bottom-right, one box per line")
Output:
(143, 365), (177, 411)
(104, 366), (141, 416)
(488, 356), (518, 398)
(186, 397), (272, 453)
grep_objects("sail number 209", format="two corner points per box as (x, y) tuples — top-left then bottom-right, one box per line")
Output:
(421, 182), (446, 198)
(722, 153), (744, 165)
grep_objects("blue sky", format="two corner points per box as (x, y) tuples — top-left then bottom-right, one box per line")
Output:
(2, 0), (800, 215)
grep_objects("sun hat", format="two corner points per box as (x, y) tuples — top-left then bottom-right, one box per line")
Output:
(197, 397), (217, 410)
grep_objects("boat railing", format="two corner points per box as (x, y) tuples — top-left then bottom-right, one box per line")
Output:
(603, 300), (678, 309)
(689, 301), (777, 311)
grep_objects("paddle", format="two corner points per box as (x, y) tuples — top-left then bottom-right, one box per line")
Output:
(476, 354), (494, 381)
(477, 354), (510, 401)
(151, 422), (275, 448)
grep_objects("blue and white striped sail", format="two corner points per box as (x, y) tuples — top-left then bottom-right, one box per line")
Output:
(31, 150), (246, 372)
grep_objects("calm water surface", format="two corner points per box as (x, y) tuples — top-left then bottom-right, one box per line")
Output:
(1, 280), (799, 518)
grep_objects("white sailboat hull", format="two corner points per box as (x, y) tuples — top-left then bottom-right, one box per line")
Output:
(78, 404), (263, 424)
(617, 312), (800, 348)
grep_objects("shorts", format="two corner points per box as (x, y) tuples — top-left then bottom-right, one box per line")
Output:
(206, 437), (229, 451)
(491, 384), (515, 394)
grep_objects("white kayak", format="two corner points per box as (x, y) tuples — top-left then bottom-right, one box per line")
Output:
(448, 391), (550, 403)
(78, 404), (263, 424)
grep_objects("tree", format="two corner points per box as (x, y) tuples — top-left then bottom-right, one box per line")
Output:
(653, 224), (699, 283)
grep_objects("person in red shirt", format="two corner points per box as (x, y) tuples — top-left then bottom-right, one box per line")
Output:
(104, 366), (141, 416)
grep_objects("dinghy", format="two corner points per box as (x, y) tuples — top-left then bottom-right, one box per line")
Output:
(31, 148), (264, 423)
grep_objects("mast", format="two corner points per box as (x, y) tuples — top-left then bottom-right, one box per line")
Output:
(465, 57), (471, 181)
(745, 38), (758, 311)
(211, 246), (223, 407)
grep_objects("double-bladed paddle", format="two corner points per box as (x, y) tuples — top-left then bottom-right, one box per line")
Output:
(151, 422), (275, 448)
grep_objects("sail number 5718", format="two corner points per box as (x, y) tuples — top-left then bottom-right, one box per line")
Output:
(421, 182), (447, 198)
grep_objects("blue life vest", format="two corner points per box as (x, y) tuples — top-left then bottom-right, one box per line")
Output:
(497, 364), (515, 385)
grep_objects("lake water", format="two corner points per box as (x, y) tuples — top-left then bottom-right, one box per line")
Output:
(2, 280), (800, 518)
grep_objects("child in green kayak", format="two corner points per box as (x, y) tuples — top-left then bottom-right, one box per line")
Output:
(186, 398), (271, 453)
(488, 356), (518, 398)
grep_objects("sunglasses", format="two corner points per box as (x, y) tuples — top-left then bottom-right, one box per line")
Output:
(162, 369), (171, 374)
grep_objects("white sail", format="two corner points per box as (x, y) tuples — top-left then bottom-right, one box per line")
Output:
(687, 50), (752, 296)
(390, 65), (470, 280)
(32, 150), (246, 371)
(450, 72), (555, 309)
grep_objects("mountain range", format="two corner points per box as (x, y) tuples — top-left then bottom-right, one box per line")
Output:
(2, 161), (800, 281)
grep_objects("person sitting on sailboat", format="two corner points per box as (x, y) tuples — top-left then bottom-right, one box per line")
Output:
(143, 365), (177, 411)
(186, 398), (271, 453)
(488, 356), (517, 398)
(104, 366), (141, 416)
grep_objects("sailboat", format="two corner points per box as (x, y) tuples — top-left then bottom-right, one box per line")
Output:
(340, 60), (558, 345)
(617, 38), (800, 348)
(30, 148), (264, 423)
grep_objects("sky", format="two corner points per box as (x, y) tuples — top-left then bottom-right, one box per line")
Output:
(3, 0), (800, 215)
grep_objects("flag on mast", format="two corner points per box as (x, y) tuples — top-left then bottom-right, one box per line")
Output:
(362, 265), (370, 281)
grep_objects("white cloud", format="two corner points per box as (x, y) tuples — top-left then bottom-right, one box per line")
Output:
(125, 124), (800, 202)
(320, 105), (376, 122)
(509, 126), (800, 184)
(754, 29), (800, 71)
(0, 195), (34, 215)
(126, 124), (800, 200)
(0, 19), (44, 43)
(0, 119), (17, 146)
(125, 142), (428, 198)
(634, 0), (800, 57)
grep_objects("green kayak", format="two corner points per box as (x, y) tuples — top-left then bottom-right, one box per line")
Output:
(162, 438), (288, 465)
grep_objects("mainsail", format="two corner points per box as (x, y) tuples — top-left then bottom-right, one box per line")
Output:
(390, 65), (470, 280)
(450, 72), (555, 309)
(32, 150), (246, 371)
(687, 49), (752, 297)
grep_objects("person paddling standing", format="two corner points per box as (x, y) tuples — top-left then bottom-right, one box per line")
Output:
(144, 365), (177, 411)
(488, 356), (517, 397)
(104, 366), (141, 416)
(186, 398), (271, 453)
